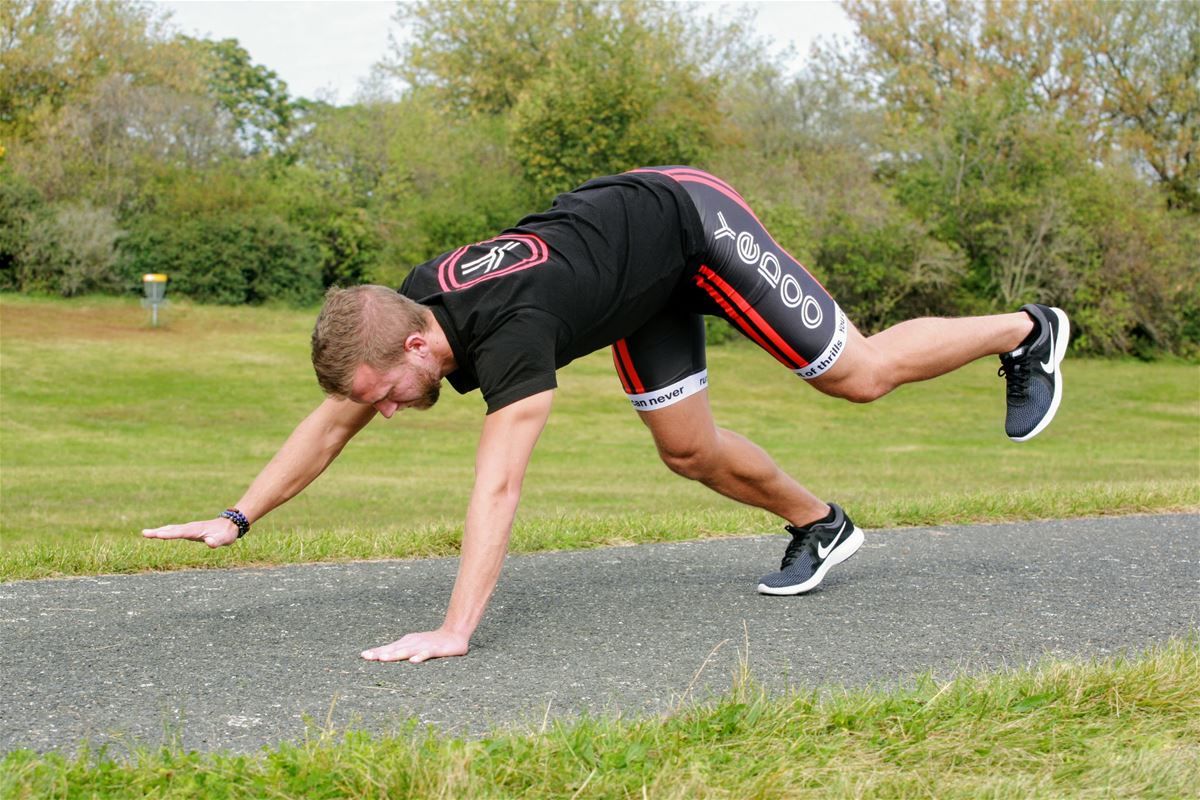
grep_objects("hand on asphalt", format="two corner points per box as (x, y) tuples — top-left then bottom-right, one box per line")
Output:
(141, 518), (240, 549)
(361, 629), (470, 663)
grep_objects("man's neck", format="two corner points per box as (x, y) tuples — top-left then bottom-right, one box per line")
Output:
(424, 312), (458, 377)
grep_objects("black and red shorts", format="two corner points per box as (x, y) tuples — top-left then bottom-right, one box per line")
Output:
(611, 167), (848, 411)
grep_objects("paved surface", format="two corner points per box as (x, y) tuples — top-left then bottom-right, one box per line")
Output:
(2, 514), (1197, 755)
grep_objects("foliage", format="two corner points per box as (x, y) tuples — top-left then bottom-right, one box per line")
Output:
(180, 36), (295, 154)
(389, 0), (723, 199)
(0, 169), (125, 296)
(840, 0), (1200, 210)
(20, 202), (124, 296)
(0, 0), (203, 139)
(506, 3), (721, 197)
(1, 0), (216, 210)
(384, 0), (576, 115)
(816, 213), (964, 333)
(0, 169), (44, 289)
(120, 211), (321, 306)
(0, 0), (1194, 353)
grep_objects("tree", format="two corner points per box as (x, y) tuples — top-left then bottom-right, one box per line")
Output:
(383, 0), (584, 115)
(1, 0), (203, 139)
(180, 36), (295, 154)
(840, 0), (1200, 207)
(1074, 1), (1200, 210)
(507, 9), (720, 197)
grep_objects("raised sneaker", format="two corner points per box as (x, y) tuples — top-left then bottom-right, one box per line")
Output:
(998, 304), (1070, 442)
(757, 503), (864, 595)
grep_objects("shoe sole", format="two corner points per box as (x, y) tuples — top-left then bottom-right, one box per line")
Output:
(1010, 307), (1070, 443)
(757, 526), (865, 595)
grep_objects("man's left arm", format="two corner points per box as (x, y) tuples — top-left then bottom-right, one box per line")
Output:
(360, 389), (555, 663)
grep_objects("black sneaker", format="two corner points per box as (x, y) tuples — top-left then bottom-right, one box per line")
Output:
(998, 304), (1070, 442)
(757, 503), (864, 595)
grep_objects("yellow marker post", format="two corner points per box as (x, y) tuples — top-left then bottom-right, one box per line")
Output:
(142, 273), (168, 327)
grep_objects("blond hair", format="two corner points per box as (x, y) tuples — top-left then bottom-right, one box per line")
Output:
(311, 285), (430, 396)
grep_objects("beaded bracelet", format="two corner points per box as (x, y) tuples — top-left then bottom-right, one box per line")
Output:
(220, 508), (251, 538)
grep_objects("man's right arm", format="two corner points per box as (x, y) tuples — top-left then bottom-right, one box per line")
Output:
(142, 397), (377, 548)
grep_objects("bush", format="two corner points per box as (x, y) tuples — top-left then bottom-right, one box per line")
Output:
(310, 209), (381, 288)
(0, 172), (44, 290)
(1, 188), (124, 296)
(814, 213), (965, 334)
(121, 212), (322, 305)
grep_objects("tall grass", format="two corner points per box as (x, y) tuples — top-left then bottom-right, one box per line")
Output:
(2, 637), (1197, 798)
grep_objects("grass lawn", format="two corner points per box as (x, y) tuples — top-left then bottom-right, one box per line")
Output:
(1, 293), (1197, 580)
(2, 638), (1197, 798)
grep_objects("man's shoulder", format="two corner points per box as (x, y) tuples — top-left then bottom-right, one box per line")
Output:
(396, 254), (444, 301)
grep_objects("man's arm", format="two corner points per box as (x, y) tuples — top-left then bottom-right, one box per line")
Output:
(360, 389), (554, 663)
(142, 397), (377, 547)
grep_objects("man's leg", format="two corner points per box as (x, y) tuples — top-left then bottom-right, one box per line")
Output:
(810, 313), (1033, 403)
(635, 390), (829, 528)
(636, 389), (864, 595)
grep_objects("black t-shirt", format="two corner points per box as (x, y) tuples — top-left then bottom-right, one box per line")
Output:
(398, 172), (705, 413)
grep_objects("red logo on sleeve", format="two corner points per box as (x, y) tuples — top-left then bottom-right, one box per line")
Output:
(437, 234), (549, 291)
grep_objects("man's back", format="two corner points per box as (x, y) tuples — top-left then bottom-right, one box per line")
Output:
(398, 171), (705, 412)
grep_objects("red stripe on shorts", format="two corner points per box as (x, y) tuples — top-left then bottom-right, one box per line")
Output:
(693, 273), (797, 369)
(611, 344), (633, 393)
(613, 338), (646, 394)
(697, 266), (809, 368)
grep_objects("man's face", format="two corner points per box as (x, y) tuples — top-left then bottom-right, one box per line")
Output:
(348, 360), (441, 418)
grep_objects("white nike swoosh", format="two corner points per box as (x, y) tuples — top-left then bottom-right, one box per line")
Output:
(817, 527), (845, 560)
(1040, 327), (1055, 373)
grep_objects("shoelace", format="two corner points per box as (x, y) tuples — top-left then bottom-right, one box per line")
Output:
(780, 528), (821, 569)
(997, 353), (1030, 404)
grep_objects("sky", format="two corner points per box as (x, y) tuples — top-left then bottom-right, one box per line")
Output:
(155, 1), (856, 105)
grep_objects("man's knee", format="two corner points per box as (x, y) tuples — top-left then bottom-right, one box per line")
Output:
(656, 438), (718, 482)
(822, 374), (893, 404)
(811, 341), (895, 403)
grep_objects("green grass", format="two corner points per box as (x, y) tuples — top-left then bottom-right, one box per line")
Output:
(1, 293), (1198, 580)
(2, 637), (1197, 798)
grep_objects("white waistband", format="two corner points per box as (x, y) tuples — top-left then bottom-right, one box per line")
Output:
(793, 306), (848, 380)
(626, 370), (709, 411)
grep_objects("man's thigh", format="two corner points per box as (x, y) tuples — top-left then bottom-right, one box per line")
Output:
(612, 309), (708, 412)
(635, 166), (850, 381)
(635, 389), (720, 458)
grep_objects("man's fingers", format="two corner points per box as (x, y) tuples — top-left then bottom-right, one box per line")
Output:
(362, 632), (467, 663)
(360, 643), (430, 662)
(142, 527), (185, 539)
(361, 647), (413, 662)
(142, 524), (205, 541)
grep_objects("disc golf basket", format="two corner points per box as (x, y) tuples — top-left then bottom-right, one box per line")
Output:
(142, 273), (168, 327)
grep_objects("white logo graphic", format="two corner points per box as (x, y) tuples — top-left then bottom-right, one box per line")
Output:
(1040, 328), (1055, 373)
(712, 211), (822, 329)
(460, 240), (522, 276)
(816, 527), (845, 560)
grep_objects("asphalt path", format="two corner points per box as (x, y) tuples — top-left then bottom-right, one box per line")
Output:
(2, 514), (1197, 756)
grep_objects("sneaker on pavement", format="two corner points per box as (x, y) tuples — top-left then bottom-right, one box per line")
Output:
(998, 303), (1070, 442)
(757, 503), (864, 595)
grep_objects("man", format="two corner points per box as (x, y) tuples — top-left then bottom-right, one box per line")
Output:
(143, 166), (1069, 663)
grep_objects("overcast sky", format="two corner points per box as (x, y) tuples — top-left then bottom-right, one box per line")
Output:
(155, 1), (855, 104)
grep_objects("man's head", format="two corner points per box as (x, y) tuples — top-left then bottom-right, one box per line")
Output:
(311, 285), (441, 414)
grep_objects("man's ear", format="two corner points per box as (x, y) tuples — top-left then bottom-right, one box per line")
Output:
(403, 332), (428, 355)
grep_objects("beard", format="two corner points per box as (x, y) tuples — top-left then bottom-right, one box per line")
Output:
(412, 366), (442, 410)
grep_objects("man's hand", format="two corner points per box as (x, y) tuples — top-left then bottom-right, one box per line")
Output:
(360, 629), (470, 663)
(142, 518), (239, 549)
